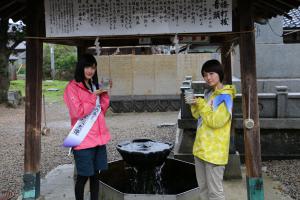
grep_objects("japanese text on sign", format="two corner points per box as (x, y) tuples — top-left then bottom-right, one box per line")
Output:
(45, 0), (232, 37)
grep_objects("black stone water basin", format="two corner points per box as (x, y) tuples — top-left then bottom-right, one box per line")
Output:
(99, 158), (200, 200)
(116, 139), (174, 168)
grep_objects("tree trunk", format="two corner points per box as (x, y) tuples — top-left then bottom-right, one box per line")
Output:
(0, 19), (10, 103)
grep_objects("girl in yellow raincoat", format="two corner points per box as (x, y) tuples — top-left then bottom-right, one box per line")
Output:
(186, 59), (236, 200)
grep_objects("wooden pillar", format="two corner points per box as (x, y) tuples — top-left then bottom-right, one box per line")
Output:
(77, 45), (87, 58)
(221, 42), (242, 180)
(23, 0), (44, 199)
(221, 43), (236, 153)
(238, 0), (264, 199)
(221, 43), (232, 85)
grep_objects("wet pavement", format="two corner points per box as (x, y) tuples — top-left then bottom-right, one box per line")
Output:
(18, 163), (293, 200)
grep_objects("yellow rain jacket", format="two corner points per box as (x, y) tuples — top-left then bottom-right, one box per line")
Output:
(191, 85), (236, 165)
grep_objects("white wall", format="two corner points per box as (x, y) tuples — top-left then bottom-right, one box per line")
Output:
(96, 54), (212, 96)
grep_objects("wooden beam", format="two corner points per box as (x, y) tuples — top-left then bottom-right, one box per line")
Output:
(77, 46), (88, 58)
(272, 0), (296, 9)
(43, 39), (82, 46)
(238, 0), (264, 199)
(43, 36), (173, 47)
(0, 3), (23, 20)
(252, 3), (278, 18)
(2, 6), (25, 20)
(0, 0), (17, 12)
(23, 0), (44, 199)
(221, 42), (236, 155)
(254, 1), (287, 16)
(9, 6), (26, 20)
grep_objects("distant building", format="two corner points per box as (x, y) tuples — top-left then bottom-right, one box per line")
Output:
(9, 41), (26, 80)
(232, 9), (300, 93)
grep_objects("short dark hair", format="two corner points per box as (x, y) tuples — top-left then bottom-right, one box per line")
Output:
(201, 59), (224, 82)
(74, 54), (99, 90)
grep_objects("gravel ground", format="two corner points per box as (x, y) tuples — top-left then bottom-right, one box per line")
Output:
(0, 102), (177, 200)
(0, 102), (299, 200)
(263, 160), (300, 200)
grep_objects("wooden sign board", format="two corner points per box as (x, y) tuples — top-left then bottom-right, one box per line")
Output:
(45, 0), (232, 37)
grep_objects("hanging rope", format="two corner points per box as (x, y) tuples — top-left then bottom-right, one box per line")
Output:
(244, 85), (255, 129)
(25, 29), (256, 40)
(248, 86), (251, 120)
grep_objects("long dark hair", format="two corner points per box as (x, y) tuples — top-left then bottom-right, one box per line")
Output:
(201, 59), (224, 82)
(74, 54), (99, 90)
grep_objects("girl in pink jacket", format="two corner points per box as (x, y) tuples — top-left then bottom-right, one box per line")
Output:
(64, 54), (111, 200)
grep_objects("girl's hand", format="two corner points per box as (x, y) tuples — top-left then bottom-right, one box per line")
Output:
(93, 89), (107, 95)
(185, 96), (197, 105)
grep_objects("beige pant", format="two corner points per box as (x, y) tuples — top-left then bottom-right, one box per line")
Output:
(194, 157), (225, 200)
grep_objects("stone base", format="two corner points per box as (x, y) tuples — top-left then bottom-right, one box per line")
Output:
(224, 153), (242, 180)
(193, 79), (300, 94)
(7, 90), (23, 107)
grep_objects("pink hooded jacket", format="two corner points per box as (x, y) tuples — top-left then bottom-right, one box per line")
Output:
(63, 80), (111, 150)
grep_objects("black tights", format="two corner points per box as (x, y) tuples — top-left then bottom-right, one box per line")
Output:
(75, 174), (99, 200)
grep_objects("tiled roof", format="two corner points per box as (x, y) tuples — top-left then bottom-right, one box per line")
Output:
(283, 7), (300, 28)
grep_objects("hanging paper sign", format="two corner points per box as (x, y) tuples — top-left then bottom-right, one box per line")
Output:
(44, 0), (232, 37)
(171, 35), (210, 44)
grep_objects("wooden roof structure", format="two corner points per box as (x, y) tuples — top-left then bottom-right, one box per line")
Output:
(1, 1), (300, 200)
(1, 0), (300, 47)
(3, 0), (300, 21)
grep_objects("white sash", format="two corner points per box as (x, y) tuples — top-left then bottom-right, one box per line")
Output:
(63, 95), (101, 147)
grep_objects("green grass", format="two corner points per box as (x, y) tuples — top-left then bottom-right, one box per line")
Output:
(9, 80), (68, 103)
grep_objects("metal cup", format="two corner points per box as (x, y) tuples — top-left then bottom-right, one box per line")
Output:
(185, 89), (195, 104)
(100, 78), (110, 90)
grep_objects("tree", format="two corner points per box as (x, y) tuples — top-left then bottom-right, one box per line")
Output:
(0, 18), (25, 103)
(43, 44), (77, 80)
